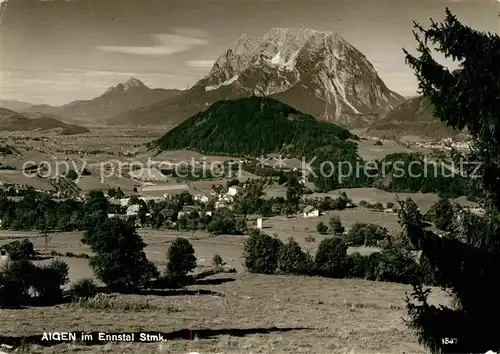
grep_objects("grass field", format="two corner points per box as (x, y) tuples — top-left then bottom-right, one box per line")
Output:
(0, 224), (451, 353)
(0, 272), (450, 354)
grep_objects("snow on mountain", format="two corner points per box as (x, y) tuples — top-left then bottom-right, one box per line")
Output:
(196, 27), (404, 124)
(107, 28), (404, 127)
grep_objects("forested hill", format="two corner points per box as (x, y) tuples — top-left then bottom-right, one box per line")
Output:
(153, 96), (357, 157)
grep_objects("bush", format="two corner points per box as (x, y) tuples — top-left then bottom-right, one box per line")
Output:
(227, 178), (240, 187)
(386, 202), (395, 209)
(429, 198), (454, 231)
(328, 215), (345, 235)
(30, 259), (69, 303)
(305, 235), (315, 242)
(373, 243), (420, 284)
(212, 254), (224, 268)
(314, 237), (348, 278)
(0, 260), (35, 308)
(70, 278), (98, 299)
(277, 238), (313, 275)
(74, 293), (164, 312)
(244, 229), (283, 274)
(166, 238), (197, 282)
(3, 239), (35, 261)
(66, 169), (78, 180)
(344, 222), (389, 247)
(316, 221), (329, 235)
(364, 252), (383, 281)
(346, 252), (367, 278)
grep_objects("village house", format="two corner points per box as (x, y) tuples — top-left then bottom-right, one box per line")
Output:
(227, 186), (241, 197)
(194, 194), (209, 203)
(177, 205), (198, 219)
(126, 204), (141, 216)
(303, 205), (320, 218)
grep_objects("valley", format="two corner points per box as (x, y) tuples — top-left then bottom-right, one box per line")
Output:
(0, 122), (467, 353)
(0, 3), (495, 352)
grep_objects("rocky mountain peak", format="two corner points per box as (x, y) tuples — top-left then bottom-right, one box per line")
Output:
(198, 27), (403, 124)
(104, 77), (148, 95)
(124, 77), (146, 88)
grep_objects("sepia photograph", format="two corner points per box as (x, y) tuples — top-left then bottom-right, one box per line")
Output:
(0, 0), (499, 353)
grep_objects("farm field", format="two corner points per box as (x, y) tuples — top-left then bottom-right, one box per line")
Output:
(0, 272), (450, 354)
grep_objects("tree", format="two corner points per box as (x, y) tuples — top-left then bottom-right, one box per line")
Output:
(244, 229), (283, 274)
(31, 259), (69, 304)
(115, 187), (125, 199)
(314, 237), (348, 278)
(0, 259), (35, 308)
(316, 221), (328, 235)
(328, 215), (345, 235)
(83, 217), (158, 293)
(66, 169), (78, 181)
(108, 188), (117, 198)
(429, 198), (454, 231)
(401, 9), (500, 353)
(70, 278), (98, 299)
(373, 243), (420, 284)
(277, 238), (313, 275)
(345, 222), (389, 247)
(166, 238), (197, 280)
(346, 252), (366, 278)
(285, 174), (302, 207)
(3, 238), (35, 260)
(212, 254), (224, 268)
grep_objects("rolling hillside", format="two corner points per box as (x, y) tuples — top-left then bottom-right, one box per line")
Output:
(0, 107), (89, 135)
(153, 96), (357, 158)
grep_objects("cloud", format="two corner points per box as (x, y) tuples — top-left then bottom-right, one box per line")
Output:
(185, 60), (215, 68)
(95, 32), (208, 57)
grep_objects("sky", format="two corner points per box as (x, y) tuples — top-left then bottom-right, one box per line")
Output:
(0, 0), (499, 105)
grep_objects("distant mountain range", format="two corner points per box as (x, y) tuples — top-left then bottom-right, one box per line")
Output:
(2, 27), (463, 140)
(366, 96), (467, 140)
(23, 78), (181, 122)
(108, 28), (404, 127)
(0, 107), (88, 135)
(0, 99), (34, 112)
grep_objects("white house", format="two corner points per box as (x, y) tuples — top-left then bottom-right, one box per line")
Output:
(126, 204), (141, 216)
(303, 205), (320, 218)
(119, 197), (130, 207)
(194, 194), (209, 203)
(256, 217), (263, 229)
(227, 186), (241, 197)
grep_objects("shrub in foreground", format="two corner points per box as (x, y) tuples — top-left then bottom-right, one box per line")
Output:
(244, 229), (283, 274)
(346, 252), (366, 278)
(0, 260), (35, 308)
(277, 238), (313, 275)
(70, 278), (98, 299)
(314, 237), (348, 278)
(30, 259), (69, 303)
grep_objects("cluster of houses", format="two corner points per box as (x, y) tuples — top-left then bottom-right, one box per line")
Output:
(104, 183), (323, 223)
